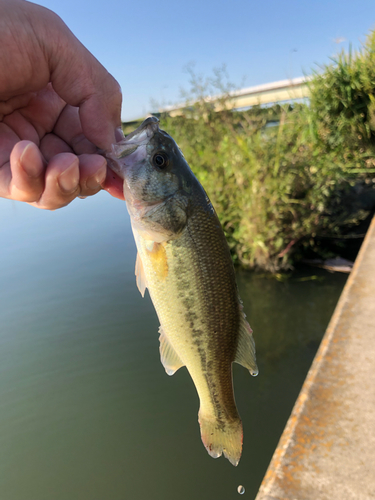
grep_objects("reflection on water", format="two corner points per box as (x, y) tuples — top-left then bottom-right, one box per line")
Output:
(0, 193), (347, 500)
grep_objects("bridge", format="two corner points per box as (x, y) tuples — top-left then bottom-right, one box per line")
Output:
(158, 75), (311, 117)
(122, 76), (311, 129)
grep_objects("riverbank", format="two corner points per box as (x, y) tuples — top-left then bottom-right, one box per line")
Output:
(142, 30), (375, 272)
(255, 214), (375, 500)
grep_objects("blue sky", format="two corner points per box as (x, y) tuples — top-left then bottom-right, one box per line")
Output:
(35, 0), (375, 121)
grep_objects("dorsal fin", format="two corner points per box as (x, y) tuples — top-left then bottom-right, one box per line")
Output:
(234, 303), (258, 376)
(159, 326), (184, 376)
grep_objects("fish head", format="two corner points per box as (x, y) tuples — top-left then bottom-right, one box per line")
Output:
(106, 117), (196, 242)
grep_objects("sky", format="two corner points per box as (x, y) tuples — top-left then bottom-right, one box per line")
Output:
(35, 0), (375, 121)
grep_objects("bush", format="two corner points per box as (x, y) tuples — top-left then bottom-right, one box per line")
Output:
(161, 102), (340, 271)
(126, 34), (375, 271)
(310, 30), (375, 156)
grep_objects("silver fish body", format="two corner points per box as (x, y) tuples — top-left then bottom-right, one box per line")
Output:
(106, 117), (258, 466)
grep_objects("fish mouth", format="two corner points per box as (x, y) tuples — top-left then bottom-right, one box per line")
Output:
(112, 116), (160, 158)
(124, 116), (160, 143)
(104, 116), (160, 180)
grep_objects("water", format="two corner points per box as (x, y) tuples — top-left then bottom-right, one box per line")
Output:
(0, 193), (347, 500)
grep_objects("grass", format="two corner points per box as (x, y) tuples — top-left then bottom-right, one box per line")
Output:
(123, 33), (375, 272)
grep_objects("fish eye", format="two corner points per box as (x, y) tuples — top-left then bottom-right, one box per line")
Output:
(152, 152), (169, 170)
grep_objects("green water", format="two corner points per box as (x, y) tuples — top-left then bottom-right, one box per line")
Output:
(0, 193), (347, 500)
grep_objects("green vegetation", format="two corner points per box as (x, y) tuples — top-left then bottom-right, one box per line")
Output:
(124, 32), (375, 272)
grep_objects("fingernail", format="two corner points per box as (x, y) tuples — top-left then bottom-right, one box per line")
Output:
(58, 161), (79, 193)
(20, 143), (44, 178)
(115, 127), (125, 142)
(86, 164), (106, 190)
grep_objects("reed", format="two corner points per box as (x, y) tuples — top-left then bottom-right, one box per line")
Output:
(125, 32), (375, 271)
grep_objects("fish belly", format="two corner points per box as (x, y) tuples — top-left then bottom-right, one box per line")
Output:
(136, 210), (245, 465)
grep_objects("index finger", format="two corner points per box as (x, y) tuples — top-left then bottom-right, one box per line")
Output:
(42, 14), (122, 149)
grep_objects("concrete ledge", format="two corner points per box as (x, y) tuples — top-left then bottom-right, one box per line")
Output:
(255, 215), (375, 500)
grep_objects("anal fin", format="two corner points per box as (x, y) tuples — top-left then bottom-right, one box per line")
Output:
(234, 303), (258, 376)
(159, 327), (184, 376)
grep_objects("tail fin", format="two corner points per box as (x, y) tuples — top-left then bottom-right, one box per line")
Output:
(198, 412), (243, 466)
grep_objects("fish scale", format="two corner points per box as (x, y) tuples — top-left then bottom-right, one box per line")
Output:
(106, 116), (258, 466)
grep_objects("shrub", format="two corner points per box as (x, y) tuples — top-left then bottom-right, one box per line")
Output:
(125, 34), (375, 271)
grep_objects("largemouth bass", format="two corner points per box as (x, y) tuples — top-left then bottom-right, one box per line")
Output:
(106, 117), (258, 466)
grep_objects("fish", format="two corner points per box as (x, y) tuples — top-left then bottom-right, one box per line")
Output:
(105, 117), (258, 466)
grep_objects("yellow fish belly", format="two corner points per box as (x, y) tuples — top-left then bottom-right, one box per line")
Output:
(133, 206), (257, 466)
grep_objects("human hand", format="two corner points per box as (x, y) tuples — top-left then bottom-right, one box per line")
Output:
(0, 0), (124, 210)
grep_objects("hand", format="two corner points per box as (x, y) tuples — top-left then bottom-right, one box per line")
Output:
(0, 0), (124, 210)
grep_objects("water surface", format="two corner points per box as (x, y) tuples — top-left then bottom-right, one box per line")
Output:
(0, 194), (347, 500)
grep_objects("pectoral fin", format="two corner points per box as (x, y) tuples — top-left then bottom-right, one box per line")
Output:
(146, 241), (169, 280)
(234, 304), (258, 376)
(159, 327), (184, 376)
(135, 252), (147, 297)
